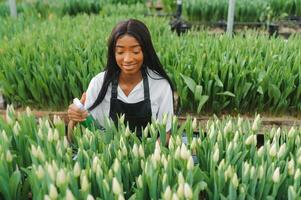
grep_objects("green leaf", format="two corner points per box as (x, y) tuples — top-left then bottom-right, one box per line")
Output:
(197, 95), (209, 113)
(216, 91), (235, 97)
(180, 74), (196, 93)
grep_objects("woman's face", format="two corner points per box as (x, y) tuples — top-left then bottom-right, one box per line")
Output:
(115, 34), (144, 76)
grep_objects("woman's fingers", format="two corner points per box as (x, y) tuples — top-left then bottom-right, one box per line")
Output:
(80, 92), (86, 104)
(67, 104), (88, 122)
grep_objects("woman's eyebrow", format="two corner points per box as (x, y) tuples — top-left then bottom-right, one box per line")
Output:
(115, 44), (141, 48)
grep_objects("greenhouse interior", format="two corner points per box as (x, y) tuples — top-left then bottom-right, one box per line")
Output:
(0, 0), (301, 199)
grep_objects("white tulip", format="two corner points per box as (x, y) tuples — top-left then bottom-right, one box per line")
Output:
(252, 114), (260, 131)
(125, 126), (130, 137)
(162, 186), (172, 200)
(269, 143), (277, 157)
(13, 122), (20, 136)
(277, 143), (286, 158)
(132, 144), (139, 158)
(180, 144), (190, 160)
(176, 183), (184, 198)
(257, 146), (264, 158)
(212, 147), (219, 163)
(87, 194), (95, 200)
(294, 169), (300, 180)
(288, 127), (295, 139)
(81, 174), (89, 192)
(137, 175), (143, 188)
(174, 146), (180, 160)
(138, 145), (144, 157)
(65, 188), (75, 200)
(118, 194), (125, 200)
(288, 159), (295, 176)
(272, 167), (280, 183)
(187, 156), (194, 170)
(36, 165), (44, 179)
(178, 172), (185, 184)
(231, 173), (239, 188)
(113, 159), (120, 173)
(56, 169), (66, 187)
(184, 183), (193, 199)
(112, 177), (123, 195)
(192, 117), (197, 130)
(49, 184), (58, 200)
(73, 162), (81, 177)
(6, 150), (13, 162)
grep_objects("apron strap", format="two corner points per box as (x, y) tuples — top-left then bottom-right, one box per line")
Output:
(111, 76), (118, 99)
(141, 68), (150, 100)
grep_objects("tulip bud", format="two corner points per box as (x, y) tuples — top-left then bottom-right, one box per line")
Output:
(288, 127), (295, 139)
(184, 183), (193, 199)
(49, 184), (58, 200)
(212, 147), (219, 163)
(176, 184), (184, 198)
(132, 144), (139, 158)
(277, 143), (286, 159)
(118, 194), (125, 200)
(73, 162), (81, 177)
(237, 117), (243, 129)
(231, 173), (239, 188)
(119, 114), (125, 125)
(294, 168), (300, 180)
(168, 137), (174, 150)
(6, 150), (13, 162)
(31, 145), (38, 158)
(296, 136), (301, 146)
(172, 193), (179, 200)
(192, 117), (197, 130)
(26, 106), (32, 116)
(272, 167), (280, 183)
(269, 143), (277, 157)
(252, 114), (260, 131)
(44, 195), (51, 200)
(224, 121), (232, 135)
(224, 165), (234, 181)
(66, 188), (75, 200)
(92, 156), (99, 173)
(191, 138), (197, 151)
(47, 129), (53, 142)
(47, 164), (55, 181)
(174, 146), (180, 160)
(112, 177), (123, 195)
(257, 146), (264, 158)
(258, 165), (264, 179)
(143, 126), (149, 138)
(163, 186), (172, 200)
(86, 195), (94, 200)
(138, 145), (144, 158)
(125, 126), (130, 137)
(245, 134), (255, 146)
(250, 166), (256, 179)
(56, 169), (66, 187)
(180, 144), (190, 160)
(36, 165), (44, 179)
(13, 122), (20, 136)
(81, 174), (89, 192)
(176, 135), (182, 146)
(178, 172), (185, 184)
(288, 159), (295, 176)
(113, 159), (120, 173)
(187, 156), (194, 170)
(137, 175), (143, 188)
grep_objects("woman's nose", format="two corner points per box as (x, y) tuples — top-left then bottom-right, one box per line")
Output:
(123, 53), (133, 62)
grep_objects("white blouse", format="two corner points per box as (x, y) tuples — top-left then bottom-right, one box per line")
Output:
(84, 68), (174, 131)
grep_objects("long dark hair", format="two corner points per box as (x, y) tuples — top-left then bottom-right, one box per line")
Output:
(88, 19), (174, 111)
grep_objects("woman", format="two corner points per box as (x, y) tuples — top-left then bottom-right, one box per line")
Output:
(68, 19), (174, 140)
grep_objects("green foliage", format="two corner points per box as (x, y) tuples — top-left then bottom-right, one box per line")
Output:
(183, 0), (301, 22)
(1, 108), (301, 199)
(1, 16), (301, 114)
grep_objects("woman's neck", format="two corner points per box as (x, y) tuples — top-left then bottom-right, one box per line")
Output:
(119, 71), (142, 86)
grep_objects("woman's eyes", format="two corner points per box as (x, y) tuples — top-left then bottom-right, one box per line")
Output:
(116, 51), (141, 55)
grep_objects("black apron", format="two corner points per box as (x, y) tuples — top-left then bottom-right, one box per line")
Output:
(109, 68), (152, 137)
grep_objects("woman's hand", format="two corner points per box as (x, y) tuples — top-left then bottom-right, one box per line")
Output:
(67, 93), (87, 142)
(67, 93), (88, 123)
